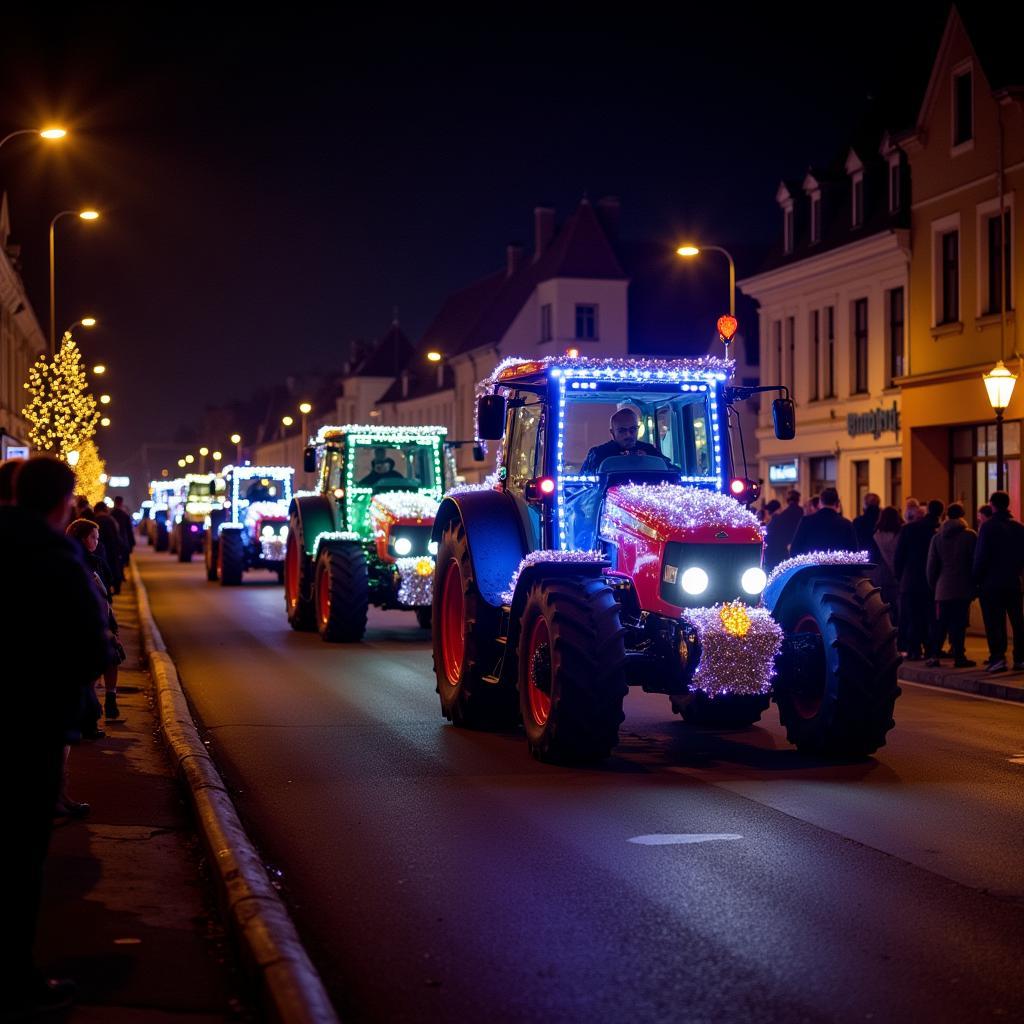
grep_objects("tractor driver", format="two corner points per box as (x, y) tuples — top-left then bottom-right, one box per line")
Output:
(358, 448), (405, 487)
(581, 407), (667, 474)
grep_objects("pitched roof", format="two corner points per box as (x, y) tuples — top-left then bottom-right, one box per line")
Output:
(351, 321), (415, 378)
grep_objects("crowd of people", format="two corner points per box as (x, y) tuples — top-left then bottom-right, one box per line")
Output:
(0, 455), (134, 1016)
(761, 486), (1024, 672)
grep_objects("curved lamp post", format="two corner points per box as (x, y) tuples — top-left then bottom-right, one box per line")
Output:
(676, 244), (736, 316)
(50, 209), (99, 354)
(983, 360), (1018, 491)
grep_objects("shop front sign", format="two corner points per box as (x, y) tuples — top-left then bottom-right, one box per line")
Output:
(847, 402), (900, 439)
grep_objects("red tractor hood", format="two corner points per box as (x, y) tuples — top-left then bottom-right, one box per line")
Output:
(603, 483), (763, 544)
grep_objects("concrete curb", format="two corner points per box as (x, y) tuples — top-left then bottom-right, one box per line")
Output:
(131, 561), (340, 1024)
(898, 663), (1024, 702)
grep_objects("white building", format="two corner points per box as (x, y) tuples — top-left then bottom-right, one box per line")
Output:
(739, 134), (911, 513)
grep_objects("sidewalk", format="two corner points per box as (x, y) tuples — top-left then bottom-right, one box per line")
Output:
(898, 632), (1024, 701)
(35, 572), (250, 1022)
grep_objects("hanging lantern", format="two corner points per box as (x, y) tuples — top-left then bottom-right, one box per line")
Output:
(717, 315), (739, 343)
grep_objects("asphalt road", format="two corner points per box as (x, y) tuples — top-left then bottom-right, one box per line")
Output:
(137, 547), (1024, 1024)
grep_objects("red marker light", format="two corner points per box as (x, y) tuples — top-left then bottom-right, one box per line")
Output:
(718, 315), (739, 341)
(729, 478), (746, 495)
(538, 477), (556, 496)
(565, 347), (580, 358)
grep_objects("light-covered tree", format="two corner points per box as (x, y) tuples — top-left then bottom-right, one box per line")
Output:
(73, 439), (106, 506)
(21, 332), (99, 460)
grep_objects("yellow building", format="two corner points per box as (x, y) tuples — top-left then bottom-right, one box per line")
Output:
(899, 7), (1024, 518)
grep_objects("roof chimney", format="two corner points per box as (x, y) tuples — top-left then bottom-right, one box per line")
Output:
(596, 195), (621, 237)
(506, 243), (523, 278)
(534, 206), (555, 261)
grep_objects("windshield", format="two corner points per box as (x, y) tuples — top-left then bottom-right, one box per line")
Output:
(345, 439), (442, 533)
(561, 387), (716, 478)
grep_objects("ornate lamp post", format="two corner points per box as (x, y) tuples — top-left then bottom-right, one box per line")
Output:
(983, 360), (1018, 491)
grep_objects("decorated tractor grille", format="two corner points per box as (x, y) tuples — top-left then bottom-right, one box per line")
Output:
(429, 352), (900, 765)
(284, 424), (450, 643)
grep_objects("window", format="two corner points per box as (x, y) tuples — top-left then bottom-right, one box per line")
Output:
(852, 175), (864, 228)
(809, 456), (837, 496)
(825, 306), (836, 398)
(504, 395), (546, 545)
(810, 309), (820, 400)
(951, 423), (1021, 523)
(853, 298), (868, 394)
(887, 287), (905, 384)
(786, 316), (795, 396)
(773, 320), (782, 386)
(889, 160), (901, 212)
(953, 69), (973, 148)
(574, 304), (597, 340)
(940, 230), (960, 323)
(985, 211), (1013, 315)
(784, 207), (794, 253)
(540, 303), (553, 342)
(887, 458), (902, 509)
(811, 195), (821, 243)
(853, 460), (870, 512)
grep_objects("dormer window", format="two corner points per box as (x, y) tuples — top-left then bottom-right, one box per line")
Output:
(810, 194), (822, 244)
(952, 64), (973, 150)
(783, 206), (794, 253)
(851, 174), (864, 228)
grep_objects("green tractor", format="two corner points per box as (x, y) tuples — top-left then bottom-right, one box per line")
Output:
(284, 424), (452, 641)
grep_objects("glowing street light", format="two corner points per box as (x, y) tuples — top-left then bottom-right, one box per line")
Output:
(676, 243), (736, 317)
(230, 433), (242, 463)
(99, 394), (111, 405)
(298, 402), (312, 442)
(281, 415), (294, 428)
(184, 454), (195, 465)
(100, 417), (111, 427)
(50, 208), (101, 354)
(177, 459), (186, 468)
(426, 350), (443, 362)
(0, 127), (67, 149)
(93, 364), (106, 375)
(212, 450), (223, 462)
(984, 359), (1019, 490)
(199, 446), (209, 456)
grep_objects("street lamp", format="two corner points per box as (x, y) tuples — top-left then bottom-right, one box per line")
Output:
(100, 417), (111, 427)
(65, 316), (97, 337)
(676, 243), (736, 317)
(184, 454), (194, 465)
(230, 433), (242, 464)
(93, 364), (106, 375)
(177, 458), (186, 468)
(50, 209), (100, 354)
(282, 415), (294, 428)
(212, 450), (223, 463)
(983, 360), (1018, 491)
(0, 127), (67, 149)
(199, 445), (209, 472)
(298, 402), (312, 442)
(426, 351), (443, 362)
(99, 393), (111, 405)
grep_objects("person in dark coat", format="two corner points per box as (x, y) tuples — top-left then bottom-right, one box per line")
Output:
(972, 490), (1024, 673)
(110, 495), (135, 558)
(853, 492), (881, 551)
(926, 502), (977, 667)
(764, 489), (804, 569)
(581, 407), (667, 474)
(788, 486), (858, 557)
(0, 457), (111, 1015)
(894, 498), (943, 660)
(93, 501), (126, 594)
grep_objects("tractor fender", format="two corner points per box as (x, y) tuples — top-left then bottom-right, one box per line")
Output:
(288, 494), (336, 558)
(432, 490), (527, 607)
(762, 559), (874, 615)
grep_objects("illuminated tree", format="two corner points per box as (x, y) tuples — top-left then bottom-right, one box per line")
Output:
(73, 440), (106, 505)
(21, 332), (99, 460)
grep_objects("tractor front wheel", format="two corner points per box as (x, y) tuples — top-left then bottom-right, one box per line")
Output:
(517, 576), (627, 763)
(432, 521), (517, 729)
(415, 607), (432, 630)
(314, 543), (368, 642)
(772, 573), (900, 758)
(284, 517), (316, 631)
(219, 530), (245, 586)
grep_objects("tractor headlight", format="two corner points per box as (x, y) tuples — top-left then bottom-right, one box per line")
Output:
(261, 525), (274, 539)
(394, 536), (413, 556)
(428, 540), (438, 555)
(741, 567), (767, 596)
(680, 567), (709, 595)
(280, 525), (288, 539)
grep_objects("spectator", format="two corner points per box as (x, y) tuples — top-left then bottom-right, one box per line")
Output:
(94, 501), (126, 594)
(853, 492), (881, 551)
(972, 490), (1024, 673)
(926, 502), (977, 668)
(760, 499), (781, 526)
(0, 457), (110, 1015)
(804, 494), (821, 516)
(0, 457), (23, 505)
(789, 486), (858, 556)
(904, 497), (922, 523)
(977, 503), (993, 531)
(764, 489), (803, 570)
(894, 498), (943, 659)
(110, 495), (135, 561)
(870, 505), (903, 623)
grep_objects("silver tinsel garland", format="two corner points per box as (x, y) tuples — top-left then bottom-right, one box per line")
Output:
(499, 549), (607, 605)
(369, 492), (440, 525)
(395, 556), (435, 606)
(608, 483), (764, 535)
(766, 549), (871, 589)
(685, 602), (783, 697)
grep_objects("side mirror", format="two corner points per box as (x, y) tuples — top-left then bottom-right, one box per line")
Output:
(303, 446), (317, 473)
(772, 398), (796, 440)
(477, 394), (507, 440)
(472, 444), (486, 462)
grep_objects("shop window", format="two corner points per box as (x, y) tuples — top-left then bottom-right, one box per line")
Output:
(809, 455), (836, 498)
(951, 423), (1021, 523)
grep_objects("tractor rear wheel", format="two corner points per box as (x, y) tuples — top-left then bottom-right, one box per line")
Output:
(672, 691), (771, 728)
(284, 516), (316, 631)
(517, 576), (627, 763)
(155, 522), (168, 552)
(177, 526), (193, 563)
(315, 543), (368, 642)
(219, 530), (245, 586)
(772, 573), (900, 758)
(432, 521), (517, 729)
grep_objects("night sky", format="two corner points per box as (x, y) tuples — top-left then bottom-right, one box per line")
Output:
(0, 4), (956, 469)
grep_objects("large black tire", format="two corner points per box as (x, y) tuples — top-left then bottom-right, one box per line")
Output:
(672, 691), (771, 728)
(772, 573), (901, 758)
(517, 576), (628, 763)
(415, 607), (432, 630)
(205, 533), (219, 581)
(167, 523), (177, 554)
(284, 515), (316, 631)
(177, 525), (193, 563)
(432, 521), (518, 729)
(219, 530), (245, 586)
(314, 543), (368, 642)
(155, 522), (169, 552)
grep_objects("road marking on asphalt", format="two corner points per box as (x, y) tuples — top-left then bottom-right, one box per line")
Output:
(628, 833), (743, 846)
(1009, 754), (1024, 765)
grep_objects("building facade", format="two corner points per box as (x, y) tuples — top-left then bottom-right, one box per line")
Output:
(898, 7), (1024, 519)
